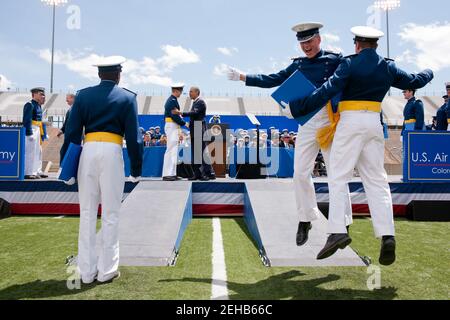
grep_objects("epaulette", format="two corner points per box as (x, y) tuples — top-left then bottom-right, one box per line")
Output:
(344, 54), (358, 59)
(324, 50), (342, 57)
(122, 88), (137, 96)
(384, 57), (395, 62)
(291, 57), (301, 61)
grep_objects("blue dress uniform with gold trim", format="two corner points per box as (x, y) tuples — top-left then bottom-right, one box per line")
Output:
(23, 100), (43, 138)
(246, 50), (343, 90)
(61, 56), (143, 284)
(23, 91), (45, 178)
(61, 81), (143, 177)
(402, 97), (425, 134)
(164, 95), (186, 127)
(162, 86), (186, 180)
(289, 26), (434, 265)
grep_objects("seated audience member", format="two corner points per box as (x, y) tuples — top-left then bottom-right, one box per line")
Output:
(159, 135), (167, 146)
(143, 133), (152, 147)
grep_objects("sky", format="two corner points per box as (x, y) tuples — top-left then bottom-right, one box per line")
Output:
(0, 0), (449, 97)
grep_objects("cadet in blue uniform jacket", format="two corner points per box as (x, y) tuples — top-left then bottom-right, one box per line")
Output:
(436, 95), (448, 131)
(401, 89), (425, 134)
(289, 26), (433, 266)
(23, 99), (43, 137)
(228, 22), (353, 248)
(164, 95), (186, 127)
(61, 56), (143, 285)
(23, 87), (47, 179)
(162, 84), (186, 181)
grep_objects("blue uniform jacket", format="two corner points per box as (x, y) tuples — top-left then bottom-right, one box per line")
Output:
(164, 95), (186, 126)
(290, 48), (434, 117)
(22, 100), (43, 136)
(61, 80), (143, 177)
(246, 50), (343, 90)
(436, 103), (449, 131)
(403, 97), (425, 132)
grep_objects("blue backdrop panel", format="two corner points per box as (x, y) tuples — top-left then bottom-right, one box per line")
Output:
(228, 147), (295, 178)
(0, 127), (25, 181)
(123, 146), (296, 178)
(123, 147), (190, 177)
(138, 115), (299, 133)
(403, 131), (450, 183)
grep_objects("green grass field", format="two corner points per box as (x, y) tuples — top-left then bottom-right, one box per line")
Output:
(0, 216), (448, 300)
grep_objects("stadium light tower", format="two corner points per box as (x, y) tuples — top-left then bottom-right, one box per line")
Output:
(41, 0), (68, 94)
(374, 0), (400, 96)
(374, 0), (401, 60)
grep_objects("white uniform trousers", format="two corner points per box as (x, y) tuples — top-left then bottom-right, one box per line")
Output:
(24, 126), (42, 176)
(294, 107), (353, 225)
(162, 122), (180, 178)
(77, 142), (125, 283)
(327, 111), (395, 238)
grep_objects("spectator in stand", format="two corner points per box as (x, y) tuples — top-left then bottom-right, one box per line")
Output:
(148, 127), (155, 138)
(244, 135), (250, 147)
(159, 135), (167, 146)
(280, 134), (293, 149)
(209, 115), (222, 124)
(426, 117), (437, 131)
(154, 126), (162, 140)
(143, 133), (152, 147)
(149, 136), (158, 146)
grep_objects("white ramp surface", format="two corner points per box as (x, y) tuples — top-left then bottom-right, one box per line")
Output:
(119, 181), (192, 266)
(245, 180), (365, 267)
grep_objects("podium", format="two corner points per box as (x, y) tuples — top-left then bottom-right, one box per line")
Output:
(207, 123), (230, 178)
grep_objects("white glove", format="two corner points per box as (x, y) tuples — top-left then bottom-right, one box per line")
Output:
(228, 67), (242, 81)
(64, 177), (76, 186)
(280, 101), (294, 119)
(27, 135), (36, 142)
(129, 176), (141, 184)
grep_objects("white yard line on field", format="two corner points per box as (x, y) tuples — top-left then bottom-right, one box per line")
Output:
(211, 218), (229, 300)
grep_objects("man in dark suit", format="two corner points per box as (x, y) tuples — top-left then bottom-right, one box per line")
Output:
(173, 87), (216, 181)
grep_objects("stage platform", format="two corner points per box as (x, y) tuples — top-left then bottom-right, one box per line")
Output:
(2, 175), (450, 217)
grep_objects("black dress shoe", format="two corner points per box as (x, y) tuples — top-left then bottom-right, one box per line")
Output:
(296, 222), (312, 246)
(188, 176), (199, 181)
(208, 175), (217, 181)
(379, 236), (396, 266)
(163, 176), (177, 182)
(317, 234), (352, 260)
(198, 176), (210, 181)
(25, 175), (39, 180)
(39, 174), (49, 179)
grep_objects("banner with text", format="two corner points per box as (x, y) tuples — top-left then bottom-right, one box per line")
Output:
(404, 131), (450, 183)
(0, 128), (25, 181)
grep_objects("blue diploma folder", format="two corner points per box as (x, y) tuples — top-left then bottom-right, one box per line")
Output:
(271, 70), (320, 126)
(59, 143), (82, 182)
(404, 123), (415, 131)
